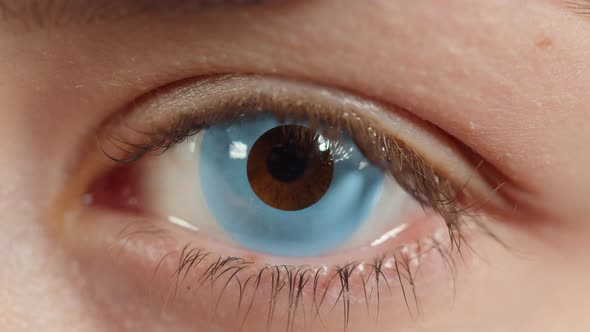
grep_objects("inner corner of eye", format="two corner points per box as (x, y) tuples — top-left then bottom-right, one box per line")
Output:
(85, 162), (143, 214)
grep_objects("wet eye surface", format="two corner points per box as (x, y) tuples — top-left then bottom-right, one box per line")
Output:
(200, 117), (383, 256)
(63, 75), (508, 331)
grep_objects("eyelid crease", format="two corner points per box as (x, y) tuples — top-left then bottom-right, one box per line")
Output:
(97, 74), (509, 215)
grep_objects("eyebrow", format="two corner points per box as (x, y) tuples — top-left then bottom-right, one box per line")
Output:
(0, 0), (267, 29)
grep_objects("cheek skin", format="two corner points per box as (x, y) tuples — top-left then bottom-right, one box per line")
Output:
(0, 98), (104, 330)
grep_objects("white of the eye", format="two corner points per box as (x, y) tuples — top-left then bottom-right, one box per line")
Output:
(140, 132), (228, 238)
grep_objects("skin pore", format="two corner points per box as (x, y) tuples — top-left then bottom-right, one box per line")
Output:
(1, 0), (590, 331)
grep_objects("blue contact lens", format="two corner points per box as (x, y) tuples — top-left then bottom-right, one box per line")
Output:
(199, 116), (384, 257)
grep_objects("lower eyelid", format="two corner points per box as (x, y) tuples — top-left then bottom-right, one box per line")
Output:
(62, 204), (467, 330)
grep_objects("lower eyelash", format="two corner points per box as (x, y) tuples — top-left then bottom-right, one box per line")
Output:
(111, 219), (467, 332)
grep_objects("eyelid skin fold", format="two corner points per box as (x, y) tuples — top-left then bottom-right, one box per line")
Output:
(97, 74), (508, 213)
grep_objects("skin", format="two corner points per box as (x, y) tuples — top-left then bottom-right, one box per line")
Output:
(1, 0), (589, 331)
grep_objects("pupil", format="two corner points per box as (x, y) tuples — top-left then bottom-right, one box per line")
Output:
(266, 143), (308, 182)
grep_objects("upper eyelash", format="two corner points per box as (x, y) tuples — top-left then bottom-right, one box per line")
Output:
(102, 91), (471, 232)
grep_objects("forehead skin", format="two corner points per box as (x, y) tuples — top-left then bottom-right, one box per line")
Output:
(0, 1), (589, 331)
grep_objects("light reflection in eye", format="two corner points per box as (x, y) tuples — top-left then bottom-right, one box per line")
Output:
(167, 215), (200, 232)
(318, 136), (330, 152)
(370, 223), (408, 247)
(229, 141), (248, 160)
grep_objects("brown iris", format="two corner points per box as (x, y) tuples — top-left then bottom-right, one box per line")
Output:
(247, 125), (334, 211)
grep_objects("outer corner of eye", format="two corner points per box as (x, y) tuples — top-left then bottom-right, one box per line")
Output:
(63, 74), (500, 328)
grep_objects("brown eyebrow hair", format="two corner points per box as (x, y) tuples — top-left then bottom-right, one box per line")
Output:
(0, 0), (268, 29)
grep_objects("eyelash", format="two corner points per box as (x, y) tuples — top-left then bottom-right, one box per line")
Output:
(93, 74), (497, 329)
(118, 221), (456, 331)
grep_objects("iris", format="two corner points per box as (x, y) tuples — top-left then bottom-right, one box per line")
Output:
(200, 115), (384, 257)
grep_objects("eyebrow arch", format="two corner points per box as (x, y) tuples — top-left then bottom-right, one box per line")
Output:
(0, 0), (268, 29)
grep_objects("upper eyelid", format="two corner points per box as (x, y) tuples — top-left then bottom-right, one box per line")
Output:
(97, 74), (508, 210)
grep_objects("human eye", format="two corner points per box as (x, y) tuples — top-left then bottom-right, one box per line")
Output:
(56, 74), (508, 331)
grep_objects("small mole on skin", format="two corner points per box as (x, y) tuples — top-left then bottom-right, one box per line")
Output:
(535, 36), (554, 50)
